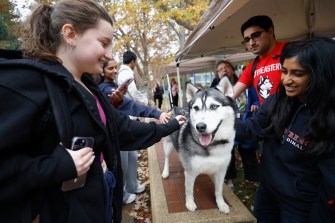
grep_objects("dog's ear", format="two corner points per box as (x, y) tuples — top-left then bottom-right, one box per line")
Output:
(186, 82), (199, 103)
(217, 76), (234, 98)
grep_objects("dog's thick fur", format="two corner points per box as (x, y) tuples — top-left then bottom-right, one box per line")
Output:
(162, 77), (236, 213)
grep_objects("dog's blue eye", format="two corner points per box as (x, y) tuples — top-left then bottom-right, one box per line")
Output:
(210, 104), (219, 110)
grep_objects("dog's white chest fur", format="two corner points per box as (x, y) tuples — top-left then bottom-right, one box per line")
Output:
(187, 144), (233, 175)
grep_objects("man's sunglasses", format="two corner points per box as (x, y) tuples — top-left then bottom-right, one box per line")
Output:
(241, 30), (264, 45)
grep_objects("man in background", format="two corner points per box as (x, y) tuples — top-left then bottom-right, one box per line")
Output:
(233, 15), (286, 105)
(118, 51), (148, 105)
(117, 50), (147, 204)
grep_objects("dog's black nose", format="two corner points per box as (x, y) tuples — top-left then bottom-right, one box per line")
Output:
(196, 123), (207, 133)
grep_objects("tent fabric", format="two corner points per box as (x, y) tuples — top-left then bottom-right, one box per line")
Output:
(164, 52), (255, 75)
(175, 0), (335, 60)
(165, 56), (216, 75)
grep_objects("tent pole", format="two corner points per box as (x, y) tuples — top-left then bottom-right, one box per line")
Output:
(176, 62), (183, 107)
(161, 78), (165, 90)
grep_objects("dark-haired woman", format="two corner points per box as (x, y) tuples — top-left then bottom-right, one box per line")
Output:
(236, 37), (335, 222)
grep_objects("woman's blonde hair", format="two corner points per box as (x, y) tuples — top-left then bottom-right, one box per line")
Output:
(20, 0), (113, 62)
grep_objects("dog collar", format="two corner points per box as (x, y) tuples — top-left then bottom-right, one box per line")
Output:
(209, 139), (229, 147)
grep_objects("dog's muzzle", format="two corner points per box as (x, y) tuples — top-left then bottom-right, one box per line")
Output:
(196, 120), (223, 147)
(196, 122), (212, 147)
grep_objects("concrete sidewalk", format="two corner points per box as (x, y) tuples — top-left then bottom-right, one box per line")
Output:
(148, 142), (256, 223)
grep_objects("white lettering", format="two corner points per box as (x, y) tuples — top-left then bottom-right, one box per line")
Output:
(276, 63), (281, 70)
(286, 138), (303, 150)
(254, 63), (281, 78)
(271, 64), (276, 70)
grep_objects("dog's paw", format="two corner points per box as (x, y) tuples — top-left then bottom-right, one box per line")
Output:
(161, 170), (169, 179)
(186, 200), (197, 212)
(217, 201), (230, 213)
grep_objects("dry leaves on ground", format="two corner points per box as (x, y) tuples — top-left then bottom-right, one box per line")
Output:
(124, 150), (152, 223)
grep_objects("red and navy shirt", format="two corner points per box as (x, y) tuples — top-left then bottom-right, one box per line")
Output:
(238, 42), (286, 104)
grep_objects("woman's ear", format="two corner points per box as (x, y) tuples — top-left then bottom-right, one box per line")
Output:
(61, 24), (77, 47)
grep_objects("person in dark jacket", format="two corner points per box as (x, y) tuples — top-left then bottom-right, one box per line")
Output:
(235, 37), (335, 222)
(153, 83), (164, 109)
(170, 78), (179, 107)
(0, 1), (185, 223)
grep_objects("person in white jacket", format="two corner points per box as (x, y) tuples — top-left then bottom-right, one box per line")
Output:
(118, 51), (148, 105)
(117, 50), (150, 204)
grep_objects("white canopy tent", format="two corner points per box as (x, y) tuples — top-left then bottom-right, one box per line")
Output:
(165, 56), (216, 75)
(175, 0), (335, 60)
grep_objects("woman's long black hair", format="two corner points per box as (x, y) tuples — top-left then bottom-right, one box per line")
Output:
(265, 37), (335, 155)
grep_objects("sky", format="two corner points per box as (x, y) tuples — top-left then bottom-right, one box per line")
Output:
(13, 0), (34, 20)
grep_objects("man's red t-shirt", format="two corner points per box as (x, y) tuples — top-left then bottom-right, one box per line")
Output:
(238, 42), (286, 104)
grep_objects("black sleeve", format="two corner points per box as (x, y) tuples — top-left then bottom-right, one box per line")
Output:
(235, 95), (274, 144)
(308, 150), (335, 222)
(0, 145), (77, 205)
(114, 110), (180, 151)
(0, 83), (77, 206)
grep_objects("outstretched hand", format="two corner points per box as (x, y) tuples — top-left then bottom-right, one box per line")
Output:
(66, 147), (95, 177)
(159, 112), (170, 123)
(120, 85), (128, 95)
(175, 115), (187, 125)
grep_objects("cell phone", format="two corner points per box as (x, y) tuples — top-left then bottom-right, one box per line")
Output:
(117, 78), (134, 92)
(61, 137), (94, 191)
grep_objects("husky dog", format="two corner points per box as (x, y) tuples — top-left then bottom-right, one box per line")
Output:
(162, 77), (236, 213)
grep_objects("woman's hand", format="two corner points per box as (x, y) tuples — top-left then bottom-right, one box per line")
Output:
(120, 86), (128, 95)
(108, 89), (124, 104)
(66, 147), (95, 177)
(159, 112), (170, 123)
(250, 105), (259, 112)
(101, 159), (107, 173)
(175, 115), (187, 125)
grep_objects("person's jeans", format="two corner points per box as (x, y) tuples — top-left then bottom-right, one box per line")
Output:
(120, 150), (138, 202)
